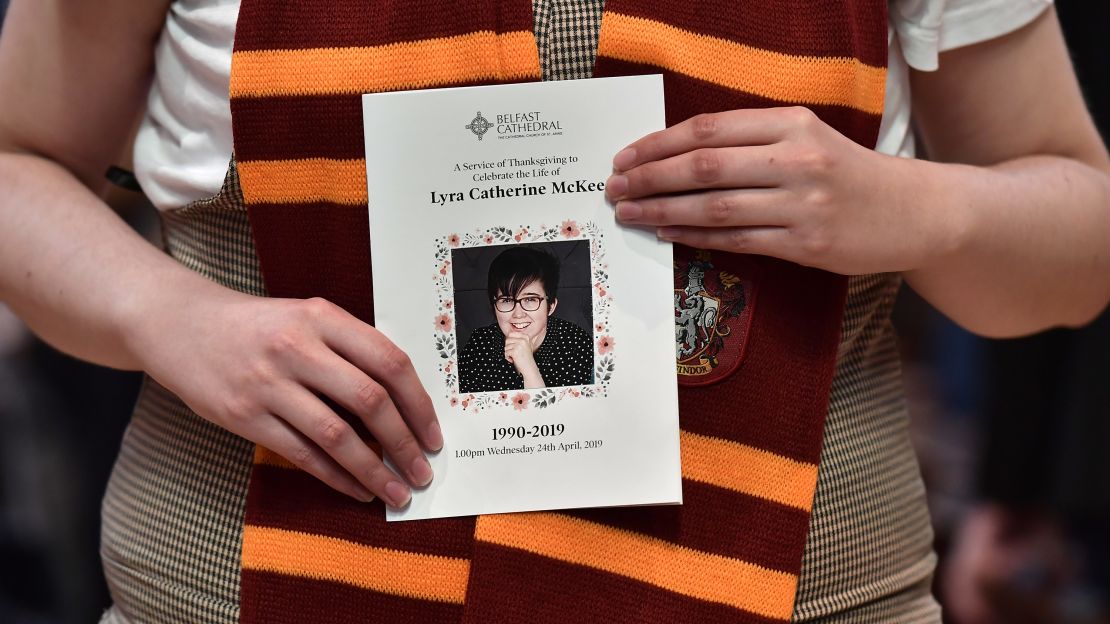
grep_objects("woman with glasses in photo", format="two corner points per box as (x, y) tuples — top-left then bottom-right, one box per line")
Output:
(459, 246), (593, 393)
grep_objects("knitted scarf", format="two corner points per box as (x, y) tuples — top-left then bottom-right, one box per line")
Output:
(229, 1), (887, 622)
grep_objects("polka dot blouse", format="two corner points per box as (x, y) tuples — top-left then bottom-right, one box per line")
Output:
(459, 316), (594, 393)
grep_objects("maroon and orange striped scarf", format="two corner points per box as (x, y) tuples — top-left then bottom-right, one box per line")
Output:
(229, 1), (887, 622)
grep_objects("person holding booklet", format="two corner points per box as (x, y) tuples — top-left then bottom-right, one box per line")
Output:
(458, 246), (594, 393)
(1, 0), (1109, 623)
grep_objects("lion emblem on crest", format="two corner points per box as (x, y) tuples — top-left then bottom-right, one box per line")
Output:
(673, 249), (754, 385)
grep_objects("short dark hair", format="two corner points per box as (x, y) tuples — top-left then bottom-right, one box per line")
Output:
(487, 246), (560, 304)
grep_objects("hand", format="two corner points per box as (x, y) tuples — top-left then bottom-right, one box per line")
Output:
(136, 292), (442, 508)
(942, 505), (1072, 624)
(504, 332), (544, 387)
(606, 107), (958, 276)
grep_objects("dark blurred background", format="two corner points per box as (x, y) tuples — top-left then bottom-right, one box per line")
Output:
(0, 2), (1107, 623)
(904, 4), (1110, 622)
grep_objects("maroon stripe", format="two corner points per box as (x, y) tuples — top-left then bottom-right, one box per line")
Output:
(241, 569), (464, 624)
(233, 71), (881, 163)
(595, 57), (883, 148)
(462, 543), (784, 624)
(562, 479), (810, 574)
(232, 95), (365, 162)
(603, 0), (888, 67)
(233, 75), (535, 162)
(246, 201), (375, 323)
(243, 465), (476, 558)
(234, 0), (535, 52)
(233, 70), (881, 162)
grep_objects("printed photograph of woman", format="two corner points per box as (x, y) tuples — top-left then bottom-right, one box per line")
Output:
(456, 244), (593, 393)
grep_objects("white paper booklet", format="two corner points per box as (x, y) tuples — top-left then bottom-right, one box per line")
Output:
(362, 75), (679, 521)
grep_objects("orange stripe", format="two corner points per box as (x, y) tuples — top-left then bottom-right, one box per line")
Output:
(598, 12), (886, 115)
(237, 158), (366, 205)
(230, 31), (540, 98)
(680, 430), (818, 511)
(475, 513), (797, 620)
(241, 524), (470, 603)
(253, 445), (297, 470)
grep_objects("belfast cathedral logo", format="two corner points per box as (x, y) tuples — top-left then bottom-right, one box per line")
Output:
(674, 248), (756, 386)
(465, 111), (494, 140)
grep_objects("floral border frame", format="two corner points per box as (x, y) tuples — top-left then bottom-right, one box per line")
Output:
(432, 220), (615, 412)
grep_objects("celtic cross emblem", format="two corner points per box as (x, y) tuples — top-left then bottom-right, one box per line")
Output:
(465, 111), (494, 140)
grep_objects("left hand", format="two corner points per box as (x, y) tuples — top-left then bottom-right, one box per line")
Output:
(606, 107), (958, 276)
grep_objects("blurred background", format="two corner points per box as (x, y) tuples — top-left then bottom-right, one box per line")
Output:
(0, 2), (1107, 622)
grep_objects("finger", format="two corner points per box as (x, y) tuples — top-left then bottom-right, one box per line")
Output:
(615, 188), (790, 228)
(655, 225), (791, 258)
(269, 382), (414, 507)
(316, 303), (442, 451)
(607, 145), (782, 202)
(612, 109), (797, 172)
(249, 415), (376, 504)
(294, 351), (435, 491)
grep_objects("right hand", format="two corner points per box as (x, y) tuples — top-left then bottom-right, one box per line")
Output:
(138, 292), (441, 508)
(504, 331), (544, 387)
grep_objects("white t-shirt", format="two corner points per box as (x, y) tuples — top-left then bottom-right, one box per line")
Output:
(133, 0), (1053, 212)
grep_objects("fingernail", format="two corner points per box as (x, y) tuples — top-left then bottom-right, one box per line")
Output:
(427, 421), (444, 451)
(657, 227), (680, 241)
(411, 456), (434, 487)
(613, 147), (637, 171)
(616, 201), (642, 221)
(354, 485), (375, 503)
(606, 174), (628, 200)
(385, 480), (411, 508)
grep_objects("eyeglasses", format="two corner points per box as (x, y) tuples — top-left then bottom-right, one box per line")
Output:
(494, 295), (547, 313)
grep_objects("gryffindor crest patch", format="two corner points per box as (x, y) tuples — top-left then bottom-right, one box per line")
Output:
(673, 247), (757, 386)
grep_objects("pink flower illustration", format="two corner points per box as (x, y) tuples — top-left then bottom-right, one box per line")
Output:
(596, 285), (607, 298)
(595, 322), (605, 333)
(443, 360), (454, 374)
(570, 388), (581, 397)
(439, 262), (450, 276)
(598, 335), (615, 354)
(512, 392), (530, 410)
(450, 396), (459, 407)
(483, 234), (494, 244)
(448, 234), (460, 247)
(560, 219), (580, 238)
(514, 228), (529, 242)
(444, 300), (454, 309)
(499, 392), (509, 402)
(435, 313), (453, 332)
(461, 398), (469, 409)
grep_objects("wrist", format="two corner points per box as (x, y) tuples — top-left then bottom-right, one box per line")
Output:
(521, 369), (545, 388)
(117, 266), (240, 374)
(900, 157), (978, 273)
(514, 359), (543, 386)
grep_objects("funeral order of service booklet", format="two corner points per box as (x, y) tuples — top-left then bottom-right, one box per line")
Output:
(362, 75), (680, 521)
